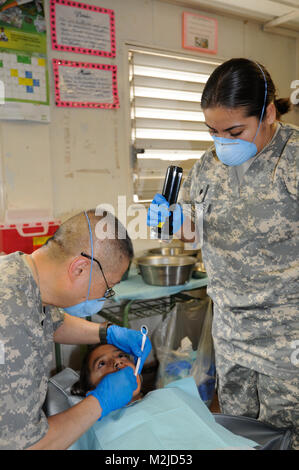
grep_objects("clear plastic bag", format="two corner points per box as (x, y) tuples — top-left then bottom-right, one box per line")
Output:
(153, 296), (215, 406)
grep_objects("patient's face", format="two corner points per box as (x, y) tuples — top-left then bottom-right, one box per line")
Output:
(88, 344), (141, 398)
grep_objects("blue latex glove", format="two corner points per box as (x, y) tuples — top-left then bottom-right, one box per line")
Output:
(147, 193), (184, 234)
(165, 360), (192, 376)
(87, 366), (137, 420)
(107, 325), (152, 374)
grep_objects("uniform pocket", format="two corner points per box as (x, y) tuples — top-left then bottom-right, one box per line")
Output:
(194, 202), (204, 248)
(193, 184), (211, 248)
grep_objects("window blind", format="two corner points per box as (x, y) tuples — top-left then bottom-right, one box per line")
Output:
(129, 49), (221, 203)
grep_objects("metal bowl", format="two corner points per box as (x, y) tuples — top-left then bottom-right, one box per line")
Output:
(136, 255), (196, 286)
(148, 247), (200, 257)
(192, 262), (207, 279)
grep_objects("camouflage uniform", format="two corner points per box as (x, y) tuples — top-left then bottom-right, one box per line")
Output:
(0, 252), (64, 450)
(179, 122), (299, 449)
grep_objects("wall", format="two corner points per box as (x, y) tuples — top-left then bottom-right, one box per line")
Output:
(0, 0), (298, 255)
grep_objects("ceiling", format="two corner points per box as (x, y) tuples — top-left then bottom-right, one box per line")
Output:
(159, 0), (299, 35)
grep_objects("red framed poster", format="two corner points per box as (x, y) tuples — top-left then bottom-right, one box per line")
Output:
(182, 12), (218, 55)
(52, 59), (119, 109)
(50, 0), (116, 57)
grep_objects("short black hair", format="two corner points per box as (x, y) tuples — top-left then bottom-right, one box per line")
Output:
(44, 209), (134, 274)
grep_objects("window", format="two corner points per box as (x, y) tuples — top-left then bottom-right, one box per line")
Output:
(129, 48), (221, 203)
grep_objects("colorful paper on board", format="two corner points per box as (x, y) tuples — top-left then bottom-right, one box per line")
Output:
(0, 0), (50, 121)
(0, 1), (33, 13)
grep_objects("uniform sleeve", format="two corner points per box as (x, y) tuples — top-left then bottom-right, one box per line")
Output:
(0, 313), (49, 449)
(284, 134), (299, 199)
(0, 256), (57, 449)
(272, 130), (299, 202)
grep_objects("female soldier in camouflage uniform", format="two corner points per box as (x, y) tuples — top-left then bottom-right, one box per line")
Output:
(148, 58), (299, 449)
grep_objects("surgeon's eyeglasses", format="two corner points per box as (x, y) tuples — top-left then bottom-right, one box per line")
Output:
(81, 252), (115, 299)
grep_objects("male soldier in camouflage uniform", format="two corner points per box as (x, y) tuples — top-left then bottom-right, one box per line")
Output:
(0, 210), (150, 449)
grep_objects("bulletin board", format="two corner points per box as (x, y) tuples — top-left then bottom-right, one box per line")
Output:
(52, 59), (119, 108)
(50, 0), (116, 57)
(182, 12), (218, 55)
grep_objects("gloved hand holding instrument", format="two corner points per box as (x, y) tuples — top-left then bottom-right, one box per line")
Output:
(107, 324), (152, 375)
(147, 166), (184, 240)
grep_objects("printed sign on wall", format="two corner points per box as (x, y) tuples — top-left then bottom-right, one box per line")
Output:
(52, 59), (119, 109)
(50, 0), (116, 57)
(182, 12), (218, 55)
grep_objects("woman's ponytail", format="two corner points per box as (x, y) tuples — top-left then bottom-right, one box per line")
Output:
(274, 97), (292, 119)
(201, 58), (292, 122)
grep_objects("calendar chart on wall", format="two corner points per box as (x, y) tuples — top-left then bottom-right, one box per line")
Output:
(0, 51), (48, 104)
(0, 0), (50, 122)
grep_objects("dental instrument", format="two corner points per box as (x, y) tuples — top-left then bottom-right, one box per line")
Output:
(134, 325), (148, 376)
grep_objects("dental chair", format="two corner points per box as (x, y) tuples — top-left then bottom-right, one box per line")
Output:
(44, 368), (292, 450)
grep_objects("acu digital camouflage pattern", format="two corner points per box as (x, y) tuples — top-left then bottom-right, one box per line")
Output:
(0, 252), (64, 450)
(216, 352), (299, 449)
(179, 122), (299, 447)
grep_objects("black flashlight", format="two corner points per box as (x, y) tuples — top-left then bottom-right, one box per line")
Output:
(152, 165), (183, 240)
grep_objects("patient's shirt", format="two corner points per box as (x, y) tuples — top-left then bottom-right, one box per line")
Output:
(70, 377), (257, 450)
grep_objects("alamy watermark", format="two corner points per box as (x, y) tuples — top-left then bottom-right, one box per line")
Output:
(94, 198), (197, 242)
(290, 80), (299, 105)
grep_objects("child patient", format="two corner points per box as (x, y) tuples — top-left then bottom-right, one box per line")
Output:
(69, 344), (257, 451)
(71, 343), (142, 400)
